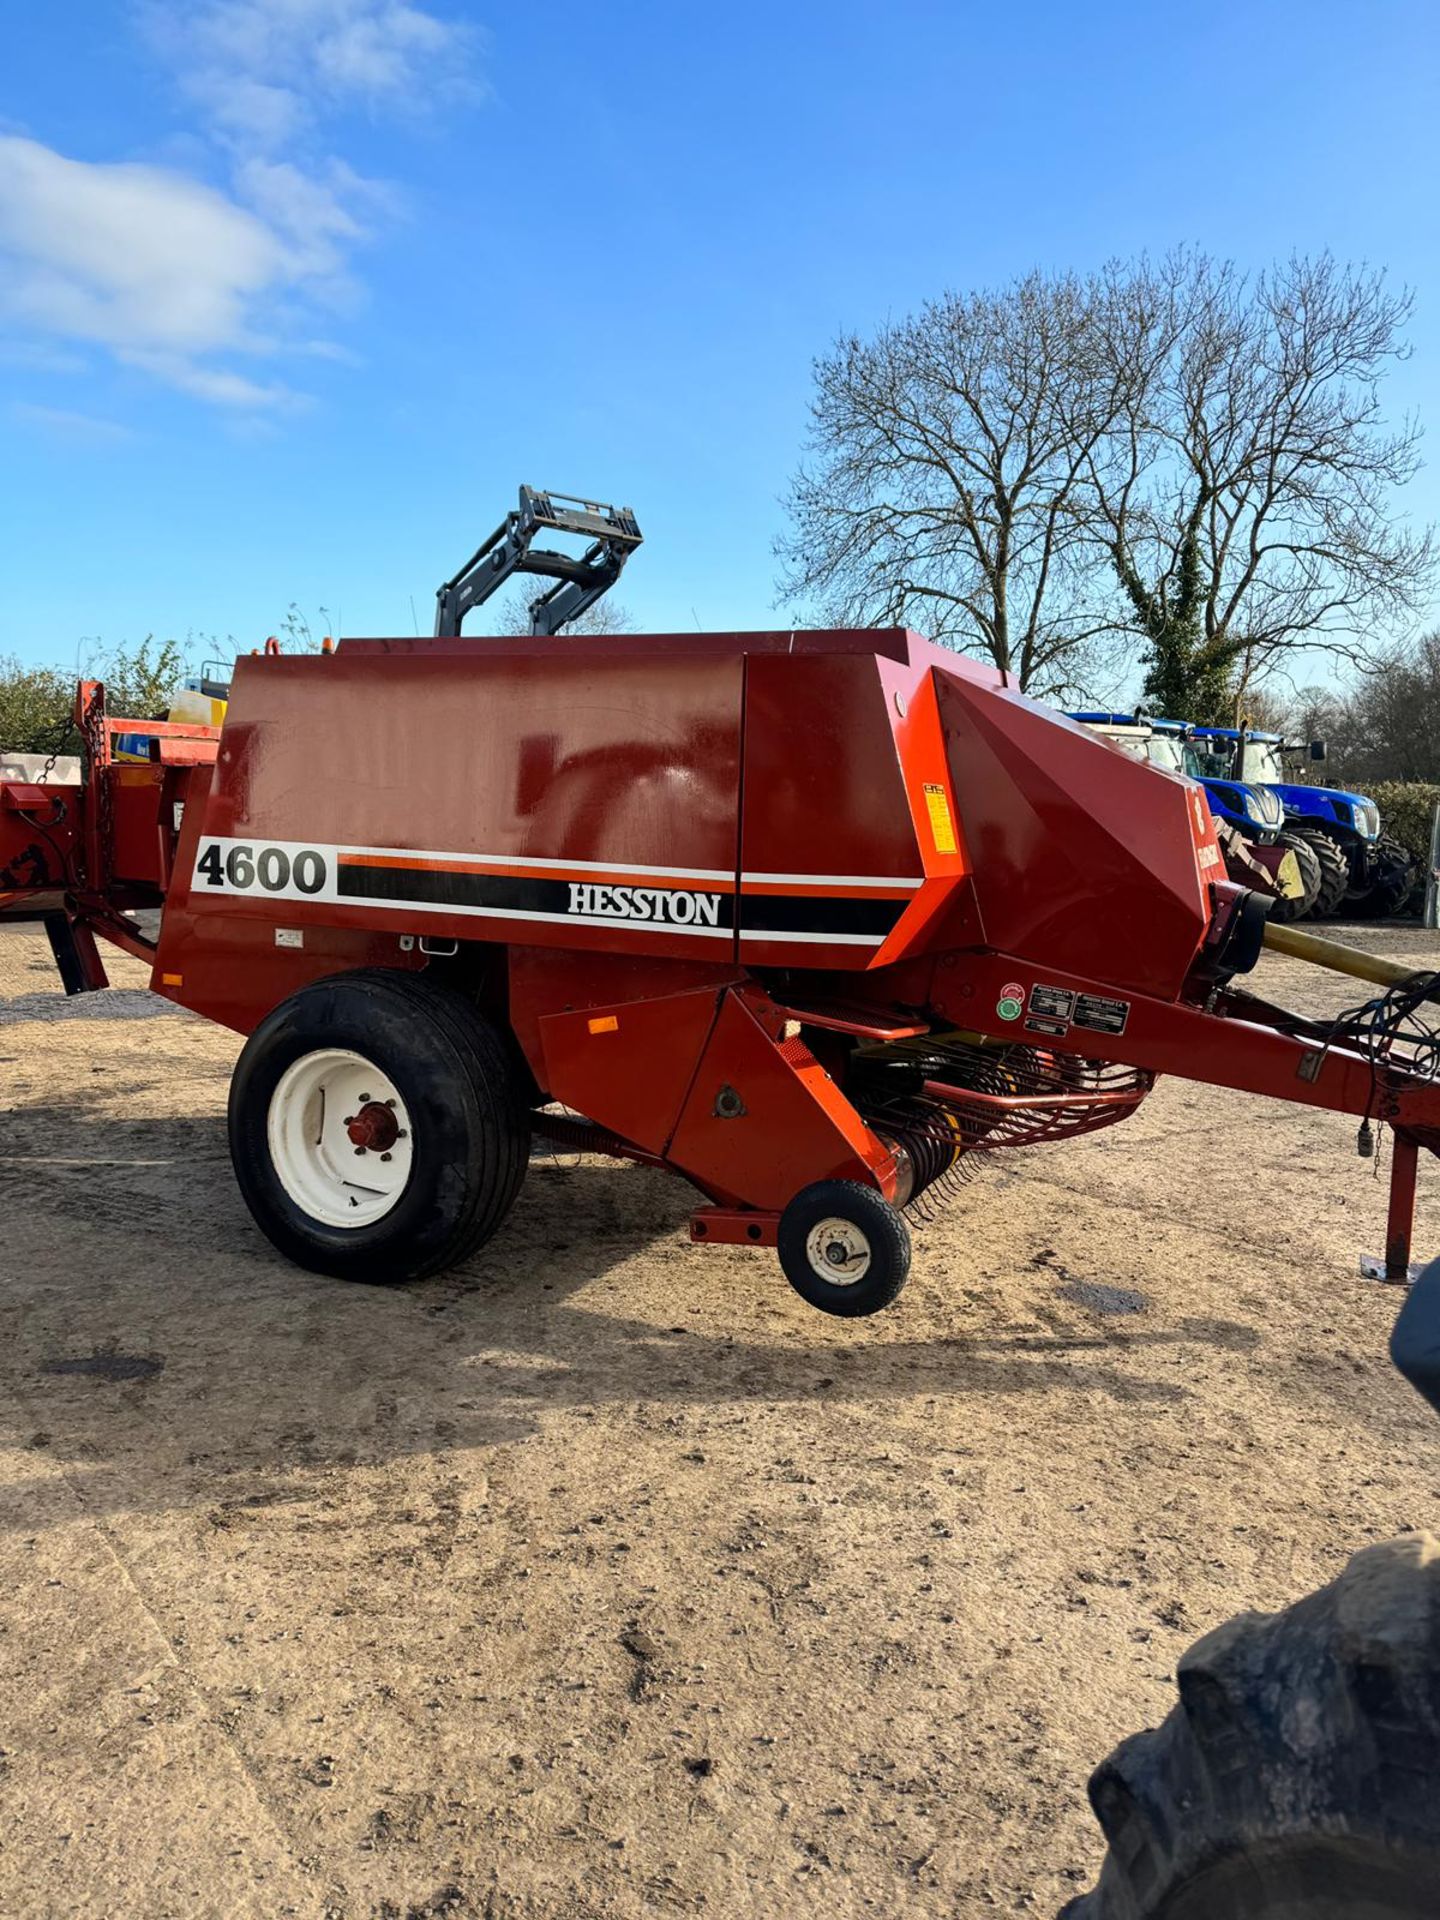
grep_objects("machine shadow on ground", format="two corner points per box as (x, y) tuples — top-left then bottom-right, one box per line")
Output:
(0, 1101), (1278, 1536)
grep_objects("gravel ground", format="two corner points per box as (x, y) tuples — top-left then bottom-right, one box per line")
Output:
(2, 919), (1438, 1919)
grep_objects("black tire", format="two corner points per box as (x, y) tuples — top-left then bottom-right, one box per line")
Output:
(229, 969), (529, 1283)
(1062, 1532), (1440, 1920)
(1347, 836), (1418, 921)
(777, 1179), (911, 1317)
(1287, 827), (1350, 919)
(1264, 833), (1321, 924)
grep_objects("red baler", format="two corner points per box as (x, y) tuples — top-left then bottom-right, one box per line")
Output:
(3, 627), (1437, 1311)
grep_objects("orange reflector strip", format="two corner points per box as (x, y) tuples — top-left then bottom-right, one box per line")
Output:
(588, 1015), (619, 1034)
(161, 972), (183, 987)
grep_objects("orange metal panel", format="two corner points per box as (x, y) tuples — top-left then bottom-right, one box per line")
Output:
(538, 985), (726, 1155)
(666, 986), (897, 1208)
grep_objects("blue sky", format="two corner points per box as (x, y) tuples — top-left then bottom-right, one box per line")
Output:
(2, 0), (1438, 671)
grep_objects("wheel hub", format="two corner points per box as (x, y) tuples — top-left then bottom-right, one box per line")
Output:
(345, 1100), (400, 1153)
(266, 1048), (414, 1229)
(805, 1216), (873, 1284)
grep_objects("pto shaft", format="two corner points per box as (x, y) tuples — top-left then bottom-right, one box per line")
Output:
(1262, 920), (1431, 994)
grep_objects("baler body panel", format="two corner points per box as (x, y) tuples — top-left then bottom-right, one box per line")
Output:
(180, 645), (746, 965)
(932, 667), (1222, 1001)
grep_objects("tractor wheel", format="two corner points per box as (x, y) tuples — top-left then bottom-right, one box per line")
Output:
(777, 1179), (911, 1317)
(1061, 1532), (1440, 1920)
(229, 969), (529, 1283)
(1288, 827), (1350, 919)
(1263, 833), (1321, 924)
(1347, 836), (1418, 921)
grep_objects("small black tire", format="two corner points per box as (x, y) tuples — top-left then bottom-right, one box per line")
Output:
(1288, 826), (1350, 918)
(777, 1179), (911, 1317)
(1264, 832), (1321, 923)
(229, 968), (529, 1284)
(1062, 1532), (1440, 1920)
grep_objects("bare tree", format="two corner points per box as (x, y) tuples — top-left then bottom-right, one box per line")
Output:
(1090, 252), (1436, 720)
(776, 272), (1133, 696)
(488, 584), (637, 637)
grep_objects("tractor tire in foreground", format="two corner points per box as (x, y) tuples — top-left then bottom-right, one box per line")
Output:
(1288, 826), (1350, 919)
(1346, 834), (1418, 921)
(230, 968), (530, 1283)
(1262, 832), (1321, 924)
(1061, 1532), (1440, 1920)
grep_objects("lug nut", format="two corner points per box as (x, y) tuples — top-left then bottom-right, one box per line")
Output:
(380, 1152), (392, 1163)
(354, 1146), (366, 1156)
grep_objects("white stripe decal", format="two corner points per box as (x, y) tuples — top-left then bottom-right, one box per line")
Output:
(739, 929), (886, 946)
(336, 843), (734, 883)
(740, 871), (923, 889)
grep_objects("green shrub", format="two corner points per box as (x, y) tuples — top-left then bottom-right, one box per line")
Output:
(0, 637), (188, 754)
(1369, 782), (1440, 868)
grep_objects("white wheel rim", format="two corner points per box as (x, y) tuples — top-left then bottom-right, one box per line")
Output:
(266, 1048), (414, 1229)
(805, 1216), (872, 1284)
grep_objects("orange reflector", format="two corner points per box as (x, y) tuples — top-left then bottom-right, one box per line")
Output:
(161, 972), (183, 987)
(587, 1014), (619, 1034)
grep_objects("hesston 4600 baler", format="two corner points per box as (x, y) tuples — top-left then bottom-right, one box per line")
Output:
(4, 626), (1439, 1312)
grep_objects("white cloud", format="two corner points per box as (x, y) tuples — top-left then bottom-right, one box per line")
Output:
(0, 2), (478, 409)
(0, 135), (329, 404)
(120, 350), (304, 409)
(12, 402), (135, 443)
(141, 0), (477, 150)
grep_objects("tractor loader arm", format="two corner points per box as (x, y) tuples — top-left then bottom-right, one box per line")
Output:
(434, 485), (643, 637)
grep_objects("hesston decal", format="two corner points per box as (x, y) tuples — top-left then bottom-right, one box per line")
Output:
(190, 837), (919, 947)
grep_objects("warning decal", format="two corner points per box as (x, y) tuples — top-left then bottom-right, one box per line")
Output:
(922, 782), (958, 856)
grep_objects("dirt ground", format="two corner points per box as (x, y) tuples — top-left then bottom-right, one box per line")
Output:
(2, 921), (1438, 1920)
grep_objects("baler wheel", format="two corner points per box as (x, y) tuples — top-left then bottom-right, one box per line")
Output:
(1264, 832), (1321, 924)
(777, 1180), (911, 1317)
(229, 969), (529, 1283)
(1289, 826), (1351, 919)
(1061, 1532), (1440, 1920)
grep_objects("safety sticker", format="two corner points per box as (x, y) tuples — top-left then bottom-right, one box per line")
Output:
(922, 782), (958, 856)
(1072, 992), (1130, 1036)
(1028, 984), (1075, 1022)
(996, 980), (1025, 1022)
(1024, 1014), (1070, 1037)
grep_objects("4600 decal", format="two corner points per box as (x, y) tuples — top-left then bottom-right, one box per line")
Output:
(196, 841), (327, 895)
(191, 836), (340, 906)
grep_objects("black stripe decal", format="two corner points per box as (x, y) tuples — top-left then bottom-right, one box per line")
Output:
(337, 863), (736, 929)
(335, 863), (905, 942)
(739, 895), (908, 937)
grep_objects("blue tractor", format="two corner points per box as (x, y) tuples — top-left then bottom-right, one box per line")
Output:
(1066, 713), (1321, 920)
(1188, 726), (1414, 919)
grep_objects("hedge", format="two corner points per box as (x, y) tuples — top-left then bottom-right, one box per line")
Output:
(1369, 783), (1440, 871)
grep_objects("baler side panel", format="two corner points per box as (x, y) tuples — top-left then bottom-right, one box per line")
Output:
(507, 946), (743, 1094)
(538, 985), (727, 1156)
(934, 673), (1216, 1002)
(736, 651), (939, 972)
(152, 763), (426, 1030)
(177, 648), (746, 992)
(666, 987), (899, 1208)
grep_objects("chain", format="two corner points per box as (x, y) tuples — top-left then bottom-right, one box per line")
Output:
(36, 709), (76, 786)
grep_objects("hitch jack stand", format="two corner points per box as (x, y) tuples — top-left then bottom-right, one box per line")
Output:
(1362, 1131), (1423, 1285)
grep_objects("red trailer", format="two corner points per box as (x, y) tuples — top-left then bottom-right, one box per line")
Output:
(3, 626), (1437, 1311)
